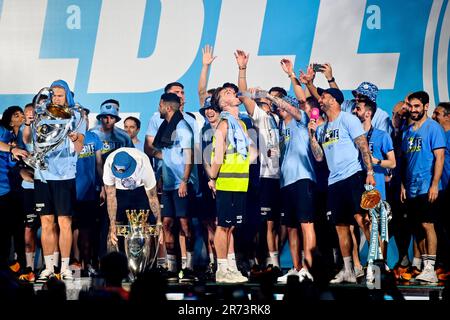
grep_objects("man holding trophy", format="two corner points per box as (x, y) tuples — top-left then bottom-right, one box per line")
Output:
(23, 79), (86, 281)
(103, 147), (162, 276)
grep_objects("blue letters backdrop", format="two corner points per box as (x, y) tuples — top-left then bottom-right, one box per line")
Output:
(0, 0), (449, 267)
(1, 0), (448, 131)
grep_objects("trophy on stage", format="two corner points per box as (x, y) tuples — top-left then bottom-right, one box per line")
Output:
(116, 209), (161, 278)
(24, 87), (83, 170)
(360, 185), (392, 285)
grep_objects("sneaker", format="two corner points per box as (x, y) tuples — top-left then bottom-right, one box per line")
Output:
(18, 267), (35, 283)
(415, 265), (438, 283)
(277, 268), (300, 283)
(166, 271), (179, 283)
(204, 263), (216, 281)
(400, 266), (421, 281)
(8, 260), (21, 274)
(178, 268), (198, 283)
(69, 259), (82, 271)
(227, 269), (248, 283)
(60, 268), (74, 281)
(215, 269), (234, 283)
(354, 266), (365, 278)
(329, 269), (357, 284)
(298, 268), (314, 282)
(393, 263), (409, 280)
(87, 265), (99, 277)
(36, 268), (55, 283)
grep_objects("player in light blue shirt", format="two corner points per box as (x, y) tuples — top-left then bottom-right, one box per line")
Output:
(352, 99), (396, 200)
(29, 79), (86, 281)
(401, 91), (445, 283)
(309, 87), (375, 284)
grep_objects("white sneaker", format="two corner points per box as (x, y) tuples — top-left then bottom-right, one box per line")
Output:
(299, 268), (314, 282)
(36, 268), (54, 283)
(215, 270), (233, 283)
(330, 269), (357, 284)
(227, 269), (248, 283)
(60, 268), (74, 281)
(277, 268), (300, 283)
(354, 266), (365, 278)
(416, 265), (438, 283)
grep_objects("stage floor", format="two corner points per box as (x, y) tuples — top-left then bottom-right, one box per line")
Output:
(33, 277), (446, 301)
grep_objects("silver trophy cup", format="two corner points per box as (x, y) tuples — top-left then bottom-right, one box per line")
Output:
(116, 210), (161, 278)
(24, 87), (83, 170)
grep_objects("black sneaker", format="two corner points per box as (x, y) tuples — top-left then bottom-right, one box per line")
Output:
(166, 271), (179, 283)
(204, 263), (216, 281)
(178, 268), (198, 283)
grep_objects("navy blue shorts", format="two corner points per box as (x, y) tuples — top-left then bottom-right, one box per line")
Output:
(34, 179), (76, 216)
(161, 184), (194, 219)
(116, 187), (155, 224)
(259, 178), (281, 222)
(327, 171), (365, 225)
(23, 188), (39, 229)
(281, 179), (315, 227)
(216, 191), (246, 228)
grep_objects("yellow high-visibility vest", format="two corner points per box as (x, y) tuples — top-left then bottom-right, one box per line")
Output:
(211, 119), (250, 192)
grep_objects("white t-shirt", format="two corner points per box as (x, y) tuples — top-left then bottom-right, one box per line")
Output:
(103, 147), (156, 191)
(250, 105), (280, 179)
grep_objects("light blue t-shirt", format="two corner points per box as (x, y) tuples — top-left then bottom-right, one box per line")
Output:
(0, 126), (14, 196)
(89, 126), (134, 162)
(442, 130), (450, 189)
(367, 127), (393, 200)
(15, 125), (34, 190)
(159, 120), (197, 191)
(279, 118), (316, 188)
(342, 100), (392, 134)
(35, 112), (87, 181)
(402, 118), (446, 198)
(133, 140), (144, 152)
(145, 112), (164, 180)
(316, 111), (365, 185)
(76, 131), (103, 201)
(146, 111), (202, 186)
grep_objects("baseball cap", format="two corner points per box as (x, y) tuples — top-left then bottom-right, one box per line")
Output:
(317, 87), (345, 105)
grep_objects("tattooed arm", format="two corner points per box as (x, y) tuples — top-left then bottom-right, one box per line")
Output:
(105, 185), (118, 246)
(308, 120), (324, 161)
(354, 134), (376, 186)
(146, 186), (162, 224)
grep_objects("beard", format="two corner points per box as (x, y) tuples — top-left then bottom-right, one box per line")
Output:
(410, 110), (425, 121)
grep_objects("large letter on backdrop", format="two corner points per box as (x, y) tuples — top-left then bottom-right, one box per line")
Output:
(208, 0), (295, 90)
(88, 0), (204, 93)
(310, 0), (399, 90)
(0, 0), (78, 94)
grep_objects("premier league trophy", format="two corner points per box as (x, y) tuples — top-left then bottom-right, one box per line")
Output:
(116, 209), (161, 279)
(24, 87), (83, 170)
(360, 185), (392, 285)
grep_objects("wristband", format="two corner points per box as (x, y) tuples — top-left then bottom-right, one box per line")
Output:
(327, 77), (335, 83)
(239, 66), (247, 70)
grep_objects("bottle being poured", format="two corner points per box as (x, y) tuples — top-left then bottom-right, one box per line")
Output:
(237, 89), (269, 100)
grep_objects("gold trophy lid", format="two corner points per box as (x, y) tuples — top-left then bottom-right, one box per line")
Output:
(46, 104), (72, 119)
(360, 188), (382, 210)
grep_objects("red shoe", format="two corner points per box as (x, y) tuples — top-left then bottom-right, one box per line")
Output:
(9, 260), (21, 274)
(400, 266), (421, 281)
(18, 267), (36, 283)
(393, 264), (409, 280)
